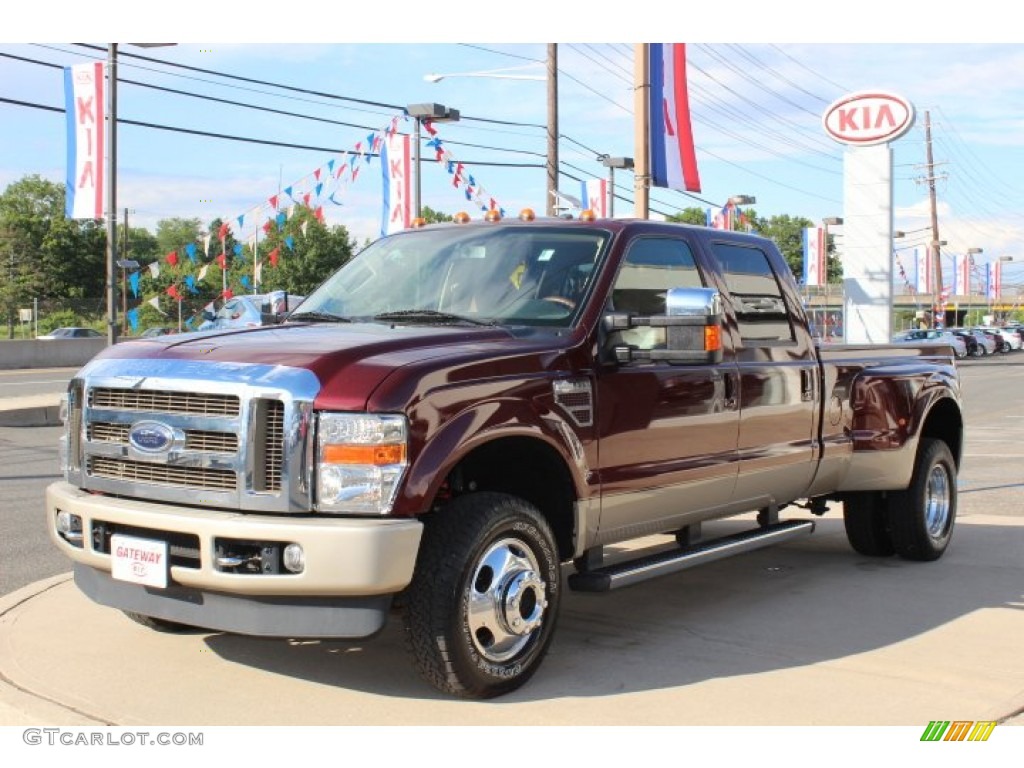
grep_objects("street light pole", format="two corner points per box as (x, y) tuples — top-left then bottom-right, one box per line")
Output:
(966, 247), (983, 325)
(413, 115), (422, 219)
(599, 156), (634, 218)
(406, 103), (460, 220)
(823, 216), (843, 340)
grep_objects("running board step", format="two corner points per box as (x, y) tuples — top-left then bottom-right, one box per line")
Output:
(568, 520), (815, 593)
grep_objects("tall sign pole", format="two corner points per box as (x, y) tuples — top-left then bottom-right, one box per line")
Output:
(633, 43), (650, 219)
(823, 91), (915, 344)
(924, 110), (944, 326)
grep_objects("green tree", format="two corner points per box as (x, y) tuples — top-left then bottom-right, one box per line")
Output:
(758, 214), (811, 279)
(420, 205), (453, 224)
(0, 175), (106, 336)
(156, 217), (203, 257)
(255, 206), (356, 297)
(667, 207), (709, 226)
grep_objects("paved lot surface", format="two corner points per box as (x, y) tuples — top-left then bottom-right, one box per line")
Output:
(0, 356), (1020, 740)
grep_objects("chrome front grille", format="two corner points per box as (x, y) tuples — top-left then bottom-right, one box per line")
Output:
(68, 359), (319, 513)
(88, 456), (238, 490)
(88, 422), (239, 453)
(91, 387), (240, 417)
(255, 399), (285, 492)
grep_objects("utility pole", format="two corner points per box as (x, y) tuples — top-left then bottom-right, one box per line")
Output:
(633, 43), (650, 219)
(924, 110), (943, 327)
(122, 208), (129, 335)
(105, 44), (119, 346)
(546, 44), (559, 217)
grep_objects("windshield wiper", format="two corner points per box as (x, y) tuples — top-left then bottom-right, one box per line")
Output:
(288, 310), (353, 323)
(372, 309), (494, 326)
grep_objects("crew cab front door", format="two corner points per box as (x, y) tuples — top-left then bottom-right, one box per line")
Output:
(594, 236), (740, 543)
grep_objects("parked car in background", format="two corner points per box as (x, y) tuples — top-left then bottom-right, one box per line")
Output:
(975, 328), (1010, 354)
(139, 327), (177, 339)
(198, 291), (305, 331)
(948, 329), (979, 357)
(976, 326), (1022, 352)
(892, 328), (967, 359)
(36, 327), (103, 340)
(951, 328), (995, 356)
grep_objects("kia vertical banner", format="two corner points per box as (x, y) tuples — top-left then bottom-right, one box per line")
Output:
(802, 227), (825, 287)
(381, 132), (410, 236)
(64, 62), (105, 220)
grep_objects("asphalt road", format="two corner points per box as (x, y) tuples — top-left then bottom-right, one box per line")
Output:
(0, 367), (78, 399)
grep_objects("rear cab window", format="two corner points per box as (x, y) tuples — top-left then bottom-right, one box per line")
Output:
(710, 241), (796, 345)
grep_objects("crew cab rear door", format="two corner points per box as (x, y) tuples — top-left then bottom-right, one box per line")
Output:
(705, 239), (820, 509)
(594, 235), (740, 541)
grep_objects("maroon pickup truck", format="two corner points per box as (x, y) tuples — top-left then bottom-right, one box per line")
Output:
(47, 217), (962, 698)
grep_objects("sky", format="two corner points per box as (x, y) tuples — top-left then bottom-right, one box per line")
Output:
(3, 2), (1024, 298)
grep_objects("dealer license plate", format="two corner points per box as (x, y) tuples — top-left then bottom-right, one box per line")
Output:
(110, 534), (169, 589)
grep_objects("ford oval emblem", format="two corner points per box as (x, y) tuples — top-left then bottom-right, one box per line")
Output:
(128, 421), (175, 453)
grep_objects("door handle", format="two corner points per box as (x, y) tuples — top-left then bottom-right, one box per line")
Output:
(800, 368), (814, 402)
(723, 372), (738, 410)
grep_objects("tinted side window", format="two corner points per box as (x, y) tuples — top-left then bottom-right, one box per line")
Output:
(609, 238), (703, 350)
(711, 242), (795, 344)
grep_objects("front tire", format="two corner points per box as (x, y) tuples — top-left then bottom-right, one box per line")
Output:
(843, 491), (895, 556)
(887, 438), (957, 561)
(403, 492), (561, 699)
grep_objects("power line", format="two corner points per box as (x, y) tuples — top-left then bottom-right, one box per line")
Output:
(0, 95), (545, 169)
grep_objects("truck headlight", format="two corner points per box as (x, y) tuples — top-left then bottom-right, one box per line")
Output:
(316, 413), (408, 515)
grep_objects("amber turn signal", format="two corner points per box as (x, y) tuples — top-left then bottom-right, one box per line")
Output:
(322, 444), (407, 465)
(704, 325), (722, 352)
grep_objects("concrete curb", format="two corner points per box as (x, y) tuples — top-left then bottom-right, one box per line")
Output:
(0, 396), (62, 428)
(0, 574), (108, 726)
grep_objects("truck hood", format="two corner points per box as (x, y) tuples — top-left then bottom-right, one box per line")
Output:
(101, 322), (526, 410)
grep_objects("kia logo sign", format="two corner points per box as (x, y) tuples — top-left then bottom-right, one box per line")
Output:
(822, 91), (915, 146)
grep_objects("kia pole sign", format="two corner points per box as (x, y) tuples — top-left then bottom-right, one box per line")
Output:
(822, 91), (915, 146)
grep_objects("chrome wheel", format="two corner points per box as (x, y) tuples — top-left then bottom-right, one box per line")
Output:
(404, 492), (561, 698)
(467, 537), (548, 663)
(924, 463), (952, 540)
(888, 437), (957, 562)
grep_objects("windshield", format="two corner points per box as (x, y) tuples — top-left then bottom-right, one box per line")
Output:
(292, 225), (610, 327)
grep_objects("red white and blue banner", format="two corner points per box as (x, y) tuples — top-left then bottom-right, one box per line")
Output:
(649, 43), (701, 193)
(952, 253), (970, 295)
(913, 246), (930, 294)
(802, 227), (825, 287)
(380, 132), (411, 235)
(64, 62), (105, 220)
(581, 178), (608, 218)
(986, 261), (1002, 299)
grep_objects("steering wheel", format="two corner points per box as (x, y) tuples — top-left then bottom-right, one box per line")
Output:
(540, 296), (575, 310)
